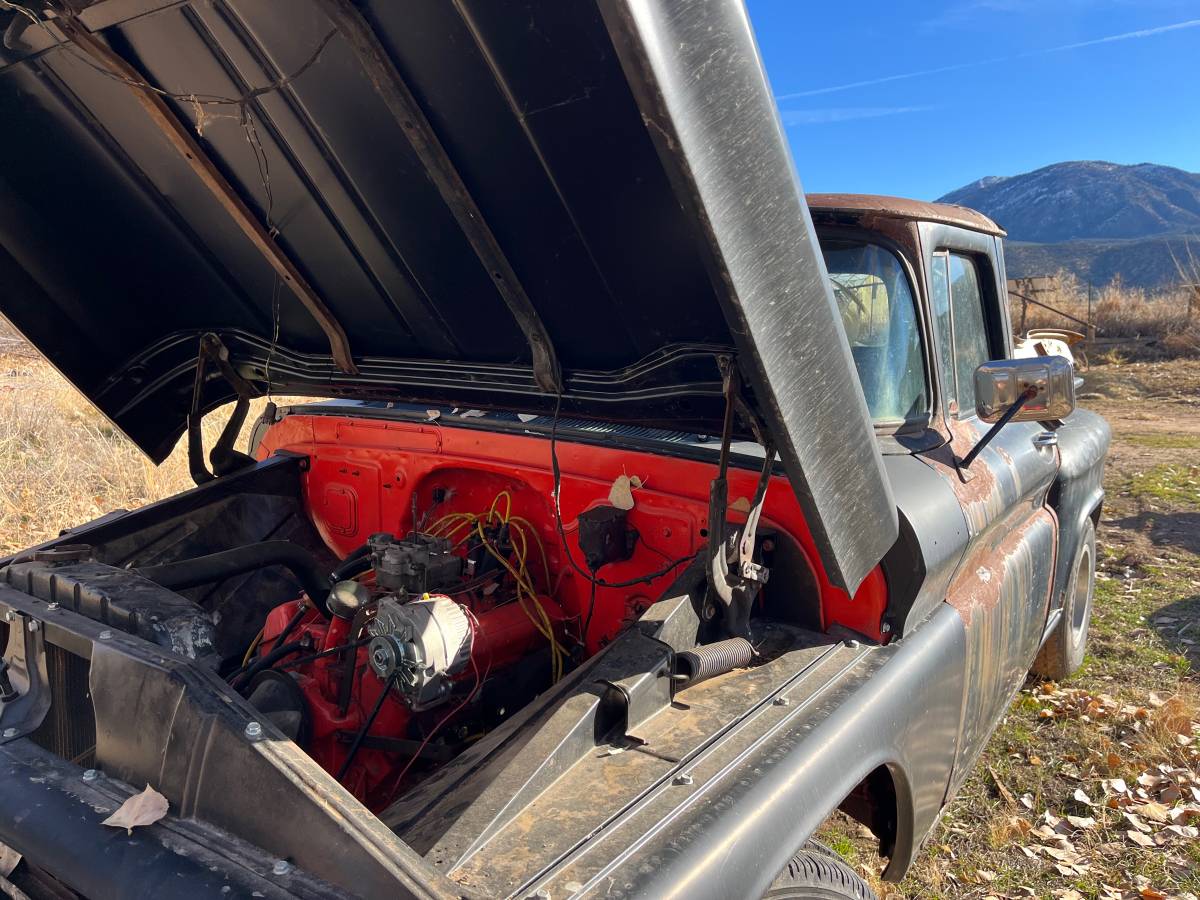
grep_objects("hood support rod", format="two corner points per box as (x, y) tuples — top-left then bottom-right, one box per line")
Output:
(52, 12), (359, 376)
(315, 0), (563, 394)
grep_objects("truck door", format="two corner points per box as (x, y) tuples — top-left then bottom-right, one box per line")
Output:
(917, 223), (1061, 795)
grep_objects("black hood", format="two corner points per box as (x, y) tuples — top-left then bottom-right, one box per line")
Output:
(0, 0), (896, 593)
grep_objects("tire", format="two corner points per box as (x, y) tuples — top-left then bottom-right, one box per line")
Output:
(1033, 517), (1095, 680)
(764, 844), (878, 899)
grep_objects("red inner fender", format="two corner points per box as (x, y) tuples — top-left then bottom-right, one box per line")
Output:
(258, 414), (888, 645)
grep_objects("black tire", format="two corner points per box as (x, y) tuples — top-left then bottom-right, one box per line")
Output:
(1033, 517), (1096, 680)
(764, 846), (878, 899)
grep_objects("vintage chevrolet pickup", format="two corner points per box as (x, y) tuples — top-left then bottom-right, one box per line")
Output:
(0, 1), (1110, 898)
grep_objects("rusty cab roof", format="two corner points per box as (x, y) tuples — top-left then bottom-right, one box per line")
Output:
(807, 194), (1007, 237)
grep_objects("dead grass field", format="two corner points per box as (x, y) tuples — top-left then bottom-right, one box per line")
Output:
(2, 349), (1199, 899)
(1014, 273), (1200, 361)
(0, 350), (280, 555)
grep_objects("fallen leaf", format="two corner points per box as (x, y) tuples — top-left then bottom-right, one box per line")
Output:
(1066, 814), (1097, 829)
(988, 766), (1016, 806)
(1073, 787), (1093, 806)
(101, 785), (168, 835)
(1020, 792), (1035, 810)
(608, 475), (637, 510)
(1127, 829), (1155, 848)
(1139, 889), (1167, 900)
(1132, 801), (1171, 823)
(0, 841), (19, 878)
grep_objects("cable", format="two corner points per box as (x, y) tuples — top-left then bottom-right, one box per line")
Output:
(336, 668), (401, 782)
(386, 633), (484, 796)
(240, 628), (264, 669)
(275, 636), (373, 671)
(271, 602), (309, 652)
(548, 395), (697, 590)
(582, 578), (598, 649)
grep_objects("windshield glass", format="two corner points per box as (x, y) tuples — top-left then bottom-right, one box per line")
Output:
(821, 240), (928, 425)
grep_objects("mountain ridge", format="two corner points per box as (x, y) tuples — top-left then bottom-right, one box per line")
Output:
(936, 161), (1200, 287)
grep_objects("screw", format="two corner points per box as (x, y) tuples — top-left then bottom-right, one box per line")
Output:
(82, 769), (99, 782)
(844, 639), (860, 649)
(673, 772), (694, 786)
(534, 890), (551, 900)
(2, 728), (16, 739)
(26, 620), (38, 633)
(880, 622), (892, 634)
(47, 602), (59, 611)
(245, 721), (263, 739)
(272, 860), (292, 876)
(773, 696), (791, 707)
(98, 630), (112, 641)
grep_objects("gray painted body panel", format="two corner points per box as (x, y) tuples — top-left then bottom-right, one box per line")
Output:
(533, 606), (967, 898)
(1048, 407), (1111, 615)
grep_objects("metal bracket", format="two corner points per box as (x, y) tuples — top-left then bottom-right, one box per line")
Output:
(316, 0), (562, 393)
(188, 333), (260, 486)
(0, 609), (51, 743)
(705, 362), (772, 638)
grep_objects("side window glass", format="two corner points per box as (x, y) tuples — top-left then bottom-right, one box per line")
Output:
(929, 252), (956, 412)
(948, 254), (990, 416)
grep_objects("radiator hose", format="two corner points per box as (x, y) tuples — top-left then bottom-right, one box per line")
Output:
(138, 542), (330, 617)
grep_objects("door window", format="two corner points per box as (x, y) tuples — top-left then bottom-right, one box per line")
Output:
(822, 240), (927, 424)
(931, 251), (994, 417)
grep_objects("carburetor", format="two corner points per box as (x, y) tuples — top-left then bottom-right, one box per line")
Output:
(368, 532), (462, 596)
(367, 595), (472, 710)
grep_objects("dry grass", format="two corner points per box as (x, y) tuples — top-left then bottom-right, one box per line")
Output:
(0, 352), (282, 555)
(1013, 270), (1200, 360)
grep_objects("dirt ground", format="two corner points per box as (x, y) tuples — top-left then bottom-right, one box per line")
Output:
(822, 359), (1200, 899)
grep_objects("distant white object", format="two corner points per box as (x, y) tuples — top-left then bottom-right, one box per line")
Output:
(1013, 329), (1083, 367)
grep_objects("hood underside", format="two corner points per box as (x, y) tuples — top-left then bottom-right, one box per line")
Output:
(0, 0), (896, 592)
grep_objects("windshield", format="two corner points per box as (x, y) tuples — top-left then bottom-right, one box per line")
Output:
(821, 240), (928, 425)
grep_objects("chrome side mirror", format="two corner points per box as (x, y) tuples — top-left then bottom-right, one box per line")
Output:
(974, 356), (1075, 424)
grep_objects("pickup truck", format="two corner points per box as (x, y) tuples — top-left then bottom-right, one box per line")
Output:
(0, 1), (1109, 898)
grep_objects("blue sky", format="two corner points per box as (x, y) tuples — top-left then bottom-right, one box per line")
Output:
(746, 0), (1200, 200)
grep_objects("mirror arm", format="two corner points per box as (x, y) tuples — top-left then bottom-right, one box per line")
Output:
(960, 386), (1038, 468)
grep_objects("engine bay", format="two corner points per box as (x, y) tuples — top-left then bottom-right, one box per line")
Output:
(0, 410), (889, 820)
(238, 502), (580, 811)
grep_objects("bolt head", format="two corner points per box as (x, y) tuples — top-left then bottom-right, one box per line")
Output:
(535, 890), (551, 900)
(98, 630), (113, 641)
(880, 622), (892, 634)
(46, 602), (59, 611)
(244, 721), (263, 739)
(844, 638), (860, 649)
(773, 696), (791, 707)
(272, 860), (292, 876)
(673, 772), (694, 786)
(26, 620), (38, 632)
(2, 728), (16, 739)
(82, 769), (99, 782)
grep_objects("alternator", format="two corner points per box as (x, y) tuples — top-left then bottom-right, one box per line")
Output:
(367, 595), (472, 710)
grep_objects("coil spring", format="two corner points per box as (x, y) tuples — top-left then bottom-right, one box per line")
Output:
(675, 637), (754, 686)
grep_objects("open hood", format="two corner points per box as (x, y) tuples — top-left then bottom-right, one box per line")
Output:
(0, 0), (895, 593)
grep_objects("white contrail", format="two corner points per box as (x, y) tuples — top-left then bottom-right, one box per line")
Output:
(776, 18), (1200, 100)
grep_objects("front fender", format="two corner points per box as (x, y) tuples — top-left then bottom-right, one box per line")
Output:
(537, 605), (968, 898)
(1049, 408), (1110, 605)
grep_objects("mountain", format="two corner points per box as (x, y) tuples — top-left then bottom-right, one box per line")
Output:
(937, 162), (1200, 288)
